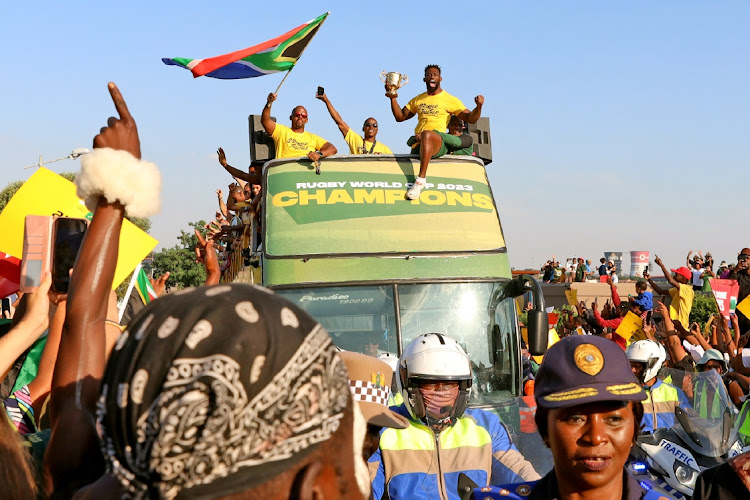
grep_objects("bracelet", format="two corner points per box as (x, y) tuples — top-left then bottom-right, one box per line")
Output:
(76, 148), (162, 218)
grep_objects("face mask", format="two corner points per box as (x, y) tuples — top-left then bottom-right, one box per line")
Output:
(419, 385), (459, 418)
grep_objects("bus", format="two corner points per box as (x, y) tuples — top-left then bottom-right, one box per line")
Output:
(235, 153), (549, 408)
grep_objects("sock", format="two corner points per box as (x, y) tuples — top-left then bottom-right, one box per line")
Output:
(415, 176), (426, 185)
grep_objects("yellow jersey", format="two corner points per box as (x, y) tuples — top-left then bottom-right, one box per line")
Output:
(344, 129), (393, 155)
(271, 124), (328, 159)
(669, 284), (695, 328)
(406, 90), (467, 135)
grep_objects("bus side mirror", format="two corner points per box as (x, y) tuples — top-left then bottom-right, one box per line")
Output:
(526, 309), (548, 356)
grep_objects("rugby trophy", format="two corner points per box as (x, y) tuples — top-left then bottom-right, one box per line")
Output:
(380, 71), (408, 97)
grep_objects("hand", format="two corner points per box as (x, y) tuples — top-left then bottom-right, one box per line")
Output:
(384, 84), (397, 98)
(20, 271), (52, 333)
(266, 93), (277, 105)
(149, 271), (169, 297)
(307, 150), (322, 163)
(93, 82), (140, 159)
(315, 92), (328, 103)
(591, 300), (598, 312)
(474, 95), (484, 107)
(217, 147), (228, 167)
(657, 301), (669, 316)
(412, 132), (423, 144)
(654, 255), (663, 267)
(216, 188), (223, 199)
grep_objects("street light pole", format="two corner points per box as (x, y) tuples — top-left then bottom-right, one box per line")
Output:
(23, 148), (90, 170)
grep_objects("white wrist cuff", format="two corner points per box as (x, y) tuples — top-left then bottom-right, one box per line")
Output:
(75, 148), (162, 218)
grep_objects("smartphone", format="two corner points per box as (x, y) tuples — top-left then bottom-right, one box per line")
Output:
(317, 86), (324, 96)
(51, 218), (88, 293)
(646, 311), (652, 323)
(20, 215), (55, 293)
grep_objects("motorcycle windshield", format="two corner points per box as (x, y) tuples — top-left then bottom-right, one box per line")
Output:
(658, 367), (737, 457)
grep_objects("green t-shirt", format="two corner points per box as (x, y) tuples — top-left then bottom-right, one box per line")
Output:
(446, 133), (474, 156)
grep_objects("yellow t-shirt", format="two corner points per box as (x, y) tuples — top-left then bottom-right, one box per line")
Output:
(406, 90), (467, 135)
(668, 284), (695, 328)
(271, 124), (328, 159)
(344, 129), (393, 155)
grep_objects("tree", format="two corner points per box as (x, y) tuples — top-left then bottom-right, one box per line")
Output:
(151, 220), (209, 291)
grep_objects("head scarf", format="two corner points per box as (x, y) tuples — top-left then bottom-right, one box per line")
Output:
(98, 284), (349, 499)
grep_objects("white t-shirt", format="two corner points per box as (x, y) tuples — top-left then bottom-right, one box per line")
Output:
(692, 269), (705, 286)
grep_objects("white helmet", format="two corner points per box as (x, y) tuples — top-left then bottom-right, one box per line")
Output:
(377, 351), (399, 372)
(398, 333), (472, 426)
(626, 340), (666, 384)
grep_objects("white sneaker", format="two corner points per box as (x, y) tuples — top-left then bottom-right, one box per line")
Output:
(407, 178), (426, 200)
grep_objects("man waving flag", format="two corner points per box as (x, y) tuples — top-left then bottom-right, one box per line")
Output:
(163, 12), (328, 79)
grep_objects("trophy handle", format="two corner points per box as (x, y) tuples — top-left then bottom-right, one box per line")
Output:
(379, 71), (387, 83)
(400, 74), (409, 86)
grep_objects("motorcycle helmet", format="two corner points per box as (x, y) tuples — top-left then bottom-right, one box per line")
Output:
(398, 333), (472, 428)
(626, 340), (666, 384)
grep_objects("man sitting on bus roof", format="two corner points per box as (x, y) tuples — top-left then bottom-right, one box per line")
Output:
(316, 91), (393, 155)
(262, 92), (337, 163)
(385, 64), (484, 200)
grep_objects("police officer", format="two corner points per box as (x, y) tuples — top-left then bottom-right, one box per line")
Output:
(465, 335), (670, 499)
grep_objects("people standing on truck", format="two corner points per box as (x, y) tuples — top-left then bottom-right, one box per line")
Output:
(647, 255), (694, 333)
(385, 64), (484, 200)
(262, 92), (337, 162)
(369, 333), (540, 500)
(315, 92), (393, 155)
(470, 335), (651, 500)
(626, 339), (691, 433)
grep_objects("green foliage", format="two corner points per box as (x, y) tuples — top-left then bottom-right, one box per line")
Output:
(0, 180), (24, 213)
(689, 292), (719, 329)
(151, 220), (208, 291)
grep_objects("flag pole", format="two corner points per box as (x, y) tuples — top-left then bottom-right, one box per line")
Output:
(118, 262), (142, 322)
(272, 12), (330, 96)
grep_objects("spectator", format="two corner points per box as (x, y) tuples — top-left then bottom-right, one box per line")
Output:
(385, 64), (484, 199)
(339, 351), (409, 460)
(647, 255), (694, 332)
(598, 257), (608, 278)
(261, 92), (337, 162)
(574, 257), (587, 282)
(718, 260), (731, 279)
(316, 92), (393, 154)
(728, 248), (750, 336)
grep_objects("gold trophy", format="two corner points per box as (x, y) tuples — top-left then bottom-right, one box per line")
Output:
(380, 71), (409, 97)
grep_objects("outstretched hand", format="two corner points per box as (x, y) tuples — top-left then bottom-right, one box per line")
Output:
(149, 271), (170, 297)
(21, 272), (52, 334)
(474, 95), (484, 107)
(93, 82), (140, 159)
(654, 255), (663, 267)
(315, 92), (328, 103)
(217, 147), (228, 167)
(195, 229), (220, 285)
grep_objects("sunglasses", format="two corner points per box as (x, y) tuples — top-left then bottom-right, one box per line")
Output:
(293, 113), (308, 118)
(364, 122), (378, 127)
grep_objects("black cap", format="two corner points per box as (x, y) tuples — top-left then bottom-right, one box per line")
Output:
(535, 335), (646, 409)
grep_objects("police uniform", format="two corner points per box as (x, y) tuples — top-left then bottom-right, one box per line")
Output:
(467, 335), (672, 500)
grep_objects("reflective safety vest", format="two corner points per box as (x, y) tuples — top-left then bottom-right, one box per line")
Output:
(694, 376), (724, 419)
(369, 405), (540, 500)
(737, 401), (750, 446)
(641, 379), (691, 434)
(518, 395), (537, 434)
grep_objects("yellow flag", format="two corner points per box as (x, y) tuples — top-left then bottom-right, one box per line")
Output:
(737, 295), (750, 321)
(565, 289), (578, 306)
(616, 311), (646, 344)
(0, 168), (158, 288)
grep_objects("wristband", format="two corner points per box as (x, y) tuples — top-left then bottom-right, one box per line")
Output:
(76, 148), (162, 218)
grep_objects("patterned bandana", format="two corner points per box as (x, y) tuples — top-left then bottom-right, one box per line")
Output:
(98, 284), (349, 499)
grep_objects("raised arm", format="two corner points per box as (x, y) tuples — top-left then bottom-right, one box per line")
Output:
(216, 189), (228, 218)
(44, 82), (160, 497)
(654, 255), (681, 289)
(457, 95), (484, 124)
(316, 93), (349, 137)
(217, 147), (261, 185)
(261, 93), (277, 136)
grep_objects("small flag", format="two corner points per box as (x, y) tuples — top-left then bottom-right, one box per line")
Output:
(135, 267), (157, 305)
(0, 253), (21, 298)
(163, 12), (328, 79)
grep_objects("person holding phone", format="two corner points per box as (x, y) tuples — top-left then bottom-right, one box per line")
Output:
(316, 90), (393, 155)
(261, 92), (337, 162)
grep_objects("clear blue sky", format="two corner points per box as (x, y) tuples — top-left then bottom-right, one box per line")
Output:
(2, 2), (748, 271)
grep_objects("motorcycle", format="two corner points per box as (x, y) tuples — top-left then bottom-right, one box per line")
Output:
(627, 367), (741, 498)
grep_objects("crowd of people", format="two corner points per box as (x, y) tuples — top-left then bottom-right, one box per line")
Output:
(2, 73), (750, 499)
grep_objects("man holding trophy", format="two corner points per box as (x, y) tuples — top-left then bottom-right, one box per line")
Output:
(384, 65), (484, 200)
(316, 91), (393, 155)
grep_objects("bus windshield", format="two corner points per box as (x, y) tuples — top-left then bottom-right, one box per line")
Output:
(275, 281), (520, 404)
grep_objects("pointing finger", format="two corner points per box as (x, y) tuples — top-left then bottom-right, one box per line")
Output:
(108, 82), (133, 122)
